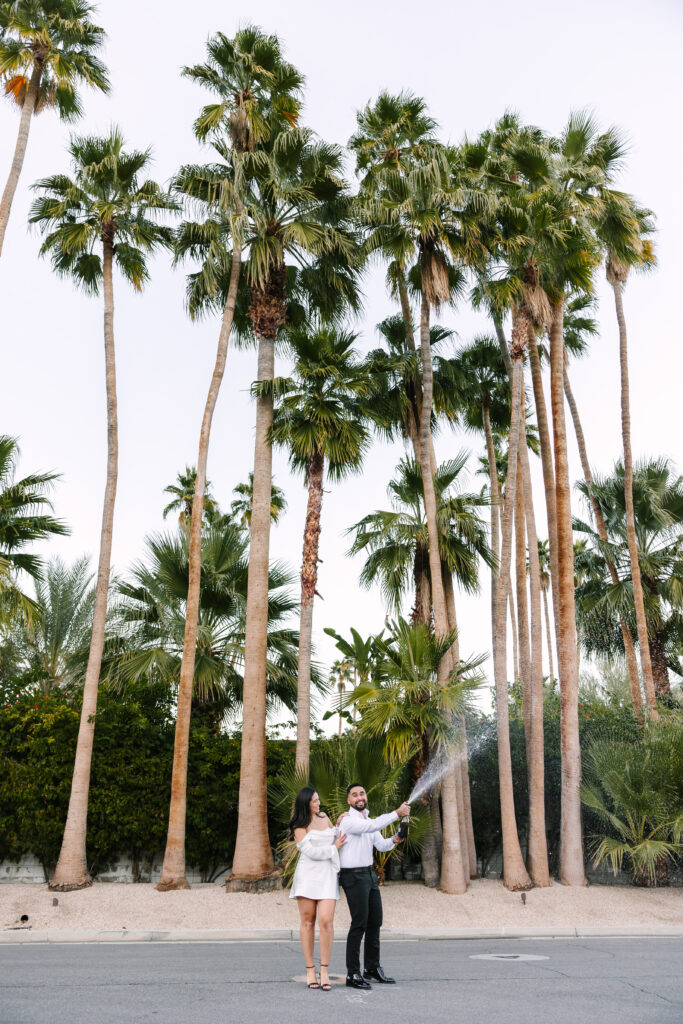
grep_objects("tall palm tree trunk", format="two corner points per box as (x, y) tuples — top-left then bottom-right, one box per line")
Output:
(157, 246), (242, 890)
(526, 325), (561, 672)
(417, 287), (467, 895)
(230, 319), (279, 886)
(508, 578), (519, 681)
(542, 588), (554, 681)
(514, 462), (532, 753)
(0, 65), (41, 258)
(518, 425), (550, 886)
(549, 302), (586, 886)
(295, 451), (324, 772)
(483, 399), (500, 630)
(492, 341), (532, 891)
(608, 269), (658, 719)
(563, 355), (643, 716)
(50, 237), (118, 890)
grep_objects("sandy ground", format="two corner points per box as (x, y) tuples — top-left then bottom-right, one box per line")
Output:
(1, 879), (681, 932)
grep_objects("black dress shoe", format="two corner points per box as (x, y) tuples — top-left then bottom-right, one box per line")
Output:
(363, 966), (395, 984)
(346, 973), (372, 990)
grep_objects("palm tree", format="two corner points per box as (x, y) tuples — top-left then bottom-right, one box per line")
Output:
(230, 128), (358, 888)
(230, 473), (287, 529)
(0, 0), (109, 256)
(0, 434), (68, 620)
(561, 293), (643, 713)
(597, 191), (658, 717)
(30, 128), (176, 890)
(266, 324), (371, 771)
(9, 555), (94, 693)
(574, 458), (683, 698)
(105, 524), (306, 725)
(345, 618), (485, 891)
(354, 116), (488, 891)
(162, 467), (218, 529)
(348, 454), (492, 625)
(157, 27), (303, 890)
(447, 336), (509, 630)
(581, 721), (683, 886)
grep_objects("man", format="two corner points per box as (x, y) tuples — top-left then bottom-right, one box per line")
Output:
(337, 783), (411, 990)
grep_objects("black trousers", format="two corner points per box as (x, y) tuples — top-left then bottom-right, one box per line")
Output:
(339, 867), (383, 975)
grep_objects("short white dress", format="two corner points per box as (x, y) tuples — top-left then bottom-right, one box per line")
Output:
(289, 827), (340, 901)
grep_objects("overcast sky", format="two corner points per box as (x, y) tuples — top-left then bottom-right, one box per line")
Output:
(2, 0), (682, 724)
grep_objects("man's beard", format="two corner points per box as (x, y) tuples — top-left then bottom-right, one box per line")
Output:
(354, 799), (367, 810)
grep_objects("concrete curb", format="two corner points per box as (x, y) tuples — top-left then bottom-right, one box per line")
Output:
(1, 925), (682, 944)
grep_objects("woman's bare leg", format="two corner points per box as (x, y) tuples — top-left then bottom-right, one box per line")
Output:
(297, 897), (318, 985)
(316, 899), (336, 986)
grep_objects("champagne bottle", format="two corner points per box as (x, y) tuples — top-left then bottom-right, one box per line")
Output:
(397, 815), (410, 840)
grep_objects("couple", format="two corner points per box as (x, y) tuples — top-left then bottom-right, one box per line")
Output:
(288, 782), (411, 991)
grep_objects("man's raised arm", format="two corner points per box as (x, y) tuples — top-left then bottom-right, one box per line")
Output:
(343, 802), (410, 835)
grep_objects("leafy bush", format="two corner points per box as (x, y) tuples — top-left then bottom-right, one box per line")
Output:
(0, 682), (294, 880)
(581, 718), (683, 885)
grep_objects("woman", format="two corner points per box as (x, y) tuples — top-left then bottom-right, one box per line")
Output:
(289, 786), (346, 991)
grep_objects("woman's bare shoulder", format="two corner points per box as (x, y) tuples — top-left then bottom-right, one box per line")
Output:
(293, 827), (308, 842)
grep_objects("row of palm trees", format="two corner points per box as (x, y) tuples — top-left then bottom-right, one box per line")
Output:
(1, 11), (667, 894)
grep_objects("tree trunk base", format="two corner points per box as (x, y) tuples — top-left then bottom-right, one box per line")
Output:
(48, 876), (92, 892)
(156, 877), (191, 892)
(225, 869), (282, 894)
(438, 879), (468, 895)
(503, 876), (534, 892)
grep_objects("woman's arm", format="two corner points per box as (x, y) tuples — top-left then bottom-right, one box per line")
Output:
(296, 833), (339, 861)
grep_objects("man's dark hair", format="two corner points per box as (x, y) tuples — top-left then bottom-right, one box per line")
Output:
(347, 781), (364, 795)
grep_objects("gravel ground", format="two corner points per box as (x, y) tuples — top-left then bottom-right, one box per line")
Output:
(2, 879), (681, 932)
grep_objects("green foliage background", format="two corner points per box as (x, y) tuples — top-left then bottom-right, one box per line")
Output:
(0, 681), (294, 881)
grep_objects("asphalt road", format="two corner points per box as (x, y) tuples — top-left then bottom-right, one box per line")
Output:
(1, 938), (681, 1024)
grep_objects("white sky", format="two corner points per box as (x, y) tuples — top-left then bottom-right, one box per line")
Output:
(2, 0), (682, 725)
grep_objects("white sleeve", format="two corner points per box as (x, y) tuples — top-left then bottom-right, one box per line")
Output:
(342, 811), (398, 835)
(296, 835), (340, 864)
(373, 831), (396, 853)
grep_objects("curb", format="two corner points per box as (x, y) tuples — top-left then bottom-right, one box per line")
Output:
(1, 925), (682, 944)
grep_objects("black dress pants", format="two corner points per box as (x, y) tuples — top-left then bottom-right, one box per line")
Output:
(339, 867), (383, 975)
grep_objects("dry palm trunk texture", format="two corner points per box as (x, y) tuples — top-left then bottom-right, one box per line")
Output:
(549, 302), (586, 886)
(563, 355), (643, 717)
(50, 237), (118, 890)
(526, 324), (561, 677)
(156, 247), (242, 890)
(518, 420), (550, 886)
(514, 462), (532, 755)
(295, 451), (324, 772)
(412, 542), (431, 625)
(609, 268), (658, 719)
(508, 573), (519, 682)
(0, 64), (41, 258)
(542, 586), (554, 680)
(491, 342), (532, 891)
(231, 271), (286, 884)
(648, 628), (671, 697)
(417, 289), (467, 895)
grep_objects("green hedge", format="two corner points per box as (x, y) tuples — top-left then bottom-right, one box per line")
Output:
(0, 682), (294, 881)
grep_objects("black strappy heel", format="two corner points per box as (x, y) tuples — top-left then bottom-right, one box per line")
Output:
(305, 965), (320, 989)
(320, 964), (331, 991)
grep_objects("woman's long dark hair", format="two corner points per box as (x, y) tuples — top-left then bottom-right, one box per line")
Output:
(289, 786), (318, 839)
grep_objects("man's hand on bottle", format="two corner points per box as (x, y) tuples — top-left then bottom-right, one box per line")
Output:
(396, 802), (411, 818)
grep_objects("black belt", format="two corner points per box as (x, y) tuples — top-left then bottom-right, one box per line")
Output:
(340, 866), (373, 874)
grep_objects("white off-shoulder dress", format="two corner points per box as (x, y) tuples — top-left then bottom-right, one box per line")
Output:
(290, 827), (340, 901)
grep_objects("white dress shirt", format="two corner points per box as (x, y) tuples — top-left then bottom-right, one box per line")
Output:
(338, 806), (398, 868)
